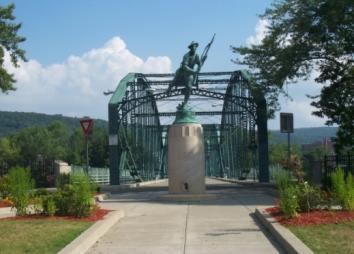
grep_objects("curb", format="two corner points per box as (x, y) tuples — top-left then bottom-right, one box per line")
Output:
(212, 177), (276, 187)
(0, 207), (15, 219)
(101, 179), (168, 192)
(58, 210), (124, 254)
(254, 208), (313, 254)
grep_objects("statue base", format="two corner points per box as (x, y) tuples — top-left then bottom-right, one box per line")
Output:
(168, 123), (205, 194)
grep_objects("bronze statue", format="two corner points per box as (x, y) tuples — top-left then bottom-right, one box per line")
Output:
(168, 35), (215, 106)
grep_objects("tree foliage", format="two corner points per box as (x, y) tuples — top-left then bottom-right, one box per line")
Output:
(232, 0), (354, 152)
(0, 3), (26, 93)
(0, 122), (109, 167)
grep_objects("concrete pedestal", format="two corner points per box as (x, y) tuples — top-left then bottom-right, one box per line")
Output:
(168, 123), (205, 194)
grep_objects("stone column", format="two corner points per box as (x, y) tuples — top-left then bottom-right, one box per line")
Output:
(168, 123), (205, 194)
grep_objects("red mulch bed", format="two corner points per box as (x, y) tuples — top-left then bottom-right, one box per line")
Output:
(0, 200), (11, 208)
(265, 206), (354, 226)
(0, 206), (112, 222)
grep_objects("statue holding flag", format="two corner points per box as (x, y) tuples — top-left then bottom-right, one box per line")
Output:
(168, 34), (215, 106)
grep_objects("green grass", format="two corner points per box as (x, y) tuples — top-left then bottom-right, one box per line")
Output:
(0, 219), (93, 254)
(289, 221), (354, 254)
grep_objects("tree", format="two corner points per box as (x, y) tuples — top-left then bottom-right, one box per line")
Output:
(232, 0), (353, 152)
(89, 126), (108, 167)
(0, 3), (26, 93)
(0, 137), (19, 163)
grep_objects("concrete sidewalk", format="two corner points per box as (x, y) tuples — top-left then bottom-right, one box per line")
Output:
(87, 179), (284, 254)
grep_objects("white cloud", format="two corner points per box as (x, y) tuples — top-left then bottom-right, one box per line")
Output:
(0, 37), (172, 119)
(268, 81), (328, 130)
(246, 19), (269, 46)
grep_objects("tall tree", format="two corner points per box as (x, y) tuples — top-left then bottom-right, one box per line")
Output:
(232, 0), (353, 152)
(0, 3), (26, 93)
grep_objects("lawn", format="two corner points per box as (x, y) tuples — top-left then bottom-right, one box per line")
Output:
(0, 219), (93, 254)
(289, 221), (354, 254)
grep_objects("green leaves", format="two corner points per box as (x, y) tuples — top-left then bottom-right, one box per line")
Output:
(232, 0), (354, 151)
(7, 167), (34, 216)
(0, 3), (26, 93)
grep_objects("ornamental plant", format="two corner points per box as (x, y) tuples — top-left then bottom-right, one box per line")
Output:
(279, 185), (299, 218)
(7, 167), (34, 216)
(331, 168), (354, 211)
(0, 175), (10, 199)
(274, 170), (291, 193)
(296, 182), (323, 213)
(55, 172), (95, 217)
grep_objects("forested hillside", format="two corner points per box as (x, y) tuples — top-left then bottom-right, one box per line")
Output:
(269, 127), (338, 145)
(0, 111), (337, 145)
(0, 111), (107, 136)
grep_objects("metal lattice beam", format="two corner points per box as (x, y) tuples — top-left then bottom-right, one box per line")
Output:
(108, 71), (269, 185)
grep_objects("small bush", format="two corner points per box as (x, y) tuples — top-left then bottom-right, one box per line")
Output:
(331, 168), (354, 211)
(296, 182), (323, 212)
(0, 175), (10, 199)
(31, 188), (57, 216)
(279, 185), (299, 218)
(34, 188), (50, 197)
(274, 170), (291, 192)
(55, 173), (70, 190)
(42, 196), (56, 216)
(281, 154), (305, 182)
(7, 167), (34, 216)
(341, 173), (354, 211)
(55, 172), (95, 217)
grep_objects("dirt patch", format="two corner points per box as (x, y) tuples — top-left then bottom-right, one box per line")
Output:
(265, 206), (354, 226)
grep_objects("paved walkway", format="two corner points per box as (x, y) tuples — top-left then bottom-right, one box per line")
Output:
(87, 179), (284, 254)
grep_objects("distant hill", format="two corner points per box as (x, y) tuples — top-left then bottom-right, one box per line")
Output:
(269, 127), (338, 145)
(0, 111), (337, 145)
(0, 111), (108, 136)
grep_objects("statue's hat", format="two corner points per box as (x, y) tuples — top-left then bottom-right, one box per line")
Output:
(188, 41), (199, 49)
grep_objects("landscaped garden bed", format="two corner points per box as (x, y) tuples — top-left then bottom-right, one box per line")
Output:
(264, 207), (354, 253)
(265, 206), (354, 226)
(0, 205), (112, 222)
(0, 167), (113, 253)
(271, 162), (354, 254)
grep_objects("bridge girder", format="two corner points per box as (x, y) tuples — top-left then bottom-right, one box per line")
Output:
(108, 71), (269, 184)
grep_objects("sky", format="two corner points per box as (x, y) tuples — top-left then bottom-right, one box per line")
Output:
(0, 0), (328, 130)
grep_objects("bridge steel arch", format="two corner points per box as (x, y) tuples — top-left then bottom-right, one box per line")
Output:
(108, 71), (269, 185)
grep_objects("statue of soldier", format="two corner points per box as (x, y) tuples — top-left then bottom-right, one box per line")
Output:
(168, 41), (201, 105)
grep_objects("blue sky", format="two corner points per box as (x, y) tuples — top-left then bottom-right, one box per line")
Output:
(0, 0), (328, 129)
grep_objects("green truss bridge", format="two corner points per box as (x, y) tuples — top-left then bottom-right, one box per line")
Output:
(108, 70), (269, 185)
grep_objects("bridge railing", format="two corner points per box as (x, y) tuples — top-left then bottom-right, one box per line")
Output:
(71, 165), (110, 185)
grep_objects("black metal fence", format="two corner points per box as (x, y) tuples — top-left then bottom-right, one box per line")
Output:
(0, 159), (55, 187)
(303, 153), (353, 185)
(323, 153), (353, 179)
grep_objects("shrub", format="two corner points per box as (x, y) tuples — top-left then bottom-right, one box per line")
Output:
(42, 195), (56, 216)
(331, 167), (354, 211)
(296, 182), (323, 212)
(0, 175), (10, 199)
(274, 170), (291, 192)
(31, 188), (56, 216)
(55, 173), (70, 190)
(343, 173), (354, 211)
(281, 154), (305, 182)
(55, 172), (95, 217)
(7, 167), (34, 216)
(279, 185), (299, 218)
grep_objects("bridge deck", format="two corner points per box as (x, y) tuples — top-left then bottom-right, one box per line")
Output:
(88, 179), (284, 254)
